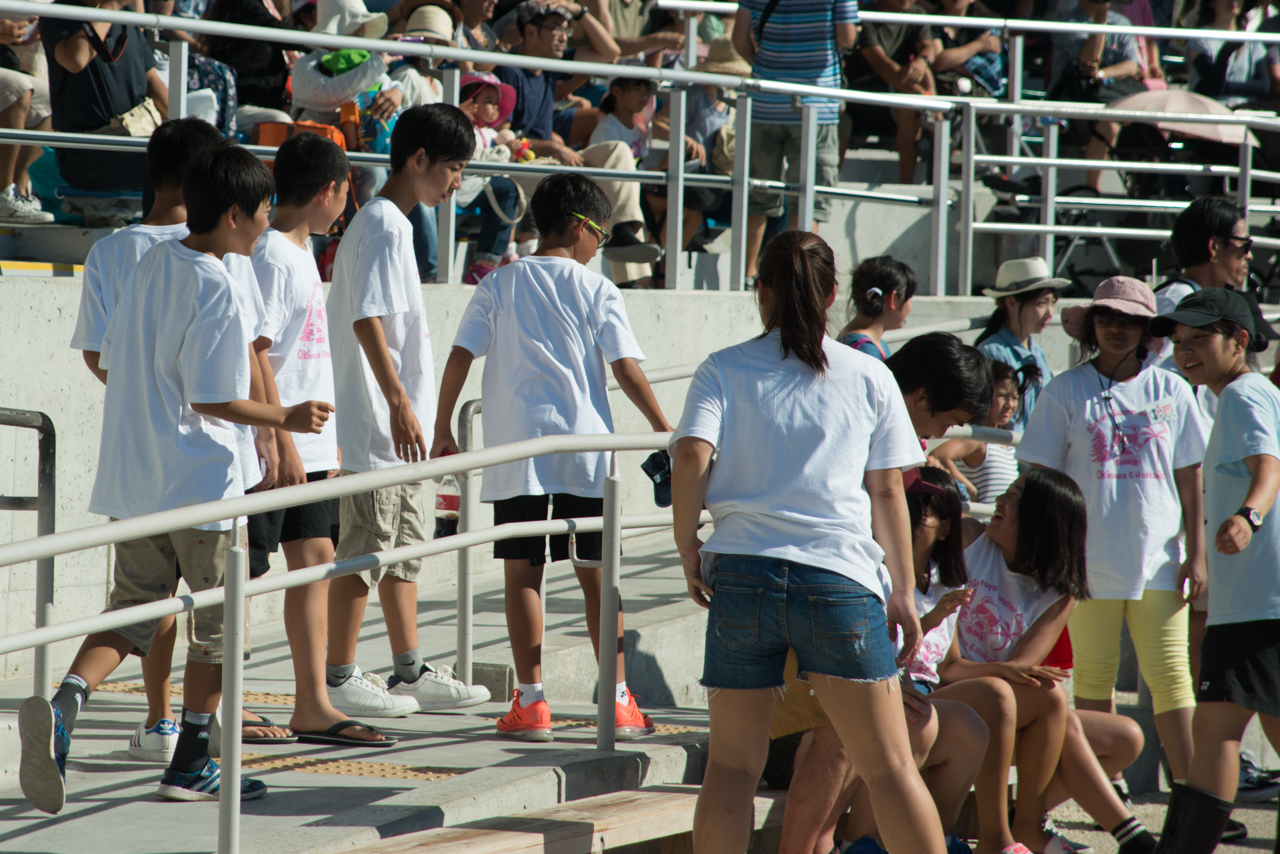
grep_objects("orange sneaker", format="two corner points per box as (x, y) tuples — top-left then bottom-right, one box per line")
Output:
(496, 690), (553, 742)
(615, 689), (656, 740)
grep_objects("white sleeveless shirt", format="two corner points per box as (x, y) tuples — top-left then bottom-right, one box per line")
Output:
(956, 535), (1065, 664)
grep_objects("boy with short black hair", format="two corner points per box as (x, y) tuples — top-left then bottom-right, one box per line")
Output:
(20, 143), (333, 813)
(325, 103), (490, 716)
(248, 133), (394, 747)
(432, 172), (672, 742)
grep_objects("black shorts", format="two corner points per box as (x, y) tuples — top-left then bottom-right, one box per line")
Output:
(492, 493), (603, 566)
(762, 732), (804, 790)
(1198, 618), (1280, 717)
(247, 471), (333, 578)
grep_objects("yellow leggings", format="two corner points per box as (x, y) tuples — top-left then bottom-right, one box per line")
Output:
(1067, 588), (1195, 715)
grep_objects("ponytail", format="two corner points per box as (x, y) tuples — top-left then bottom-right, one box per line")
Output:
(757, 231), (837, 374)
(849, 255), (917, 319)
(600, 92), (618, 114)
(974, 287), (1055, 347)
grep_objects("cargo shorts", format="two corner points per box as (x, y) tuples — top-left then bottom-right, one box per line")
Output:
(335, 470), (427, 587)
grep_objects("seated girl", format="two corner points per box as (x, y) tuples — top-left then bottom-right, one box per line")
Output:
(837, 256), (917, 361)
(454, 71), (522, 284)
(930, 361), (1025, 504)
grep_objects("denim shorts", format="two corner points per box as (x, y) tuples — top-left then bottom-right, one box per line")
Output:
(701, 555), (899, 690)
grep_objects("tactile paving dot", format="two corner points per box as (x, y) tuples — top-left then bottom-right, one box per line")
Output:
(83, 681), (298, 706)
(479, 716), (705, 735)
(240, 753), (463, 781)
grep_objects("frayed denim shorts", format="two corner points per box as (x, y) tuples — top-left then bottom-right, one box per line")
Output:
(701, 555), (899, 691)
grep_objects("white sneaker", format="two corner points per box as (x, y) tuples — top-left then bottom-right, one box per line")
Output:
(327, 666), (420, 718)
(386, 663), (491, 711)
(0, 184), (52, 223)
(127, 717), (179, 762)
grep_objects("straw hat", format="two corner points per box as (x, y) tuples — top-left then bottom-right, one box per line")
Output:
(981, 256), (1071, 298)
(314, 0), (387, 40)
(696, 36), (751, 77)
(460, 71), (517, 126)
(405, 5), (457, 45)
(1061, 276), (1157, 340)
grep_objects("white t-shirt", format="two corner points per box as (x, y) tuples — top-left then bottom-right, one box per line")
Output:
(1154, 279), (1219, 420)
(453, 255), (646, 501)
(957, 535), (1065, 664)
(223, 252), (267, 492)
(671, 332), (924, 593)
(252, 228), (339, 473)
(71, 223), (190, 352)
(908, 562), (959, 686)
(588, 113), (649, 160)
(327, 198), (436, 472)
(91, 240), (254, 530)
(1016, 362), (1209, 599)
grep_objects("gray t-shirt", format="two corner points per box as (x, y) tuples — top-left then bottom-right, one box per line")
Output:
(1050, 8), (1140, 87)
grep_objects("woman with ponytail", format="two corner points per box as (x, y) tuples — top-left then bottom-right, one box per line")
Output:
(672, 232), (947, 854)
(837, 255), (918, 360)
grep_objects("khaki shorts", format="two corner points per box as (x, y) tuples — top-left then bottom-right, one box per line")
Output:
(0, 68), (50, 124)
(335, 471), (427, 587)
(747, 121), (841, 222)
(769, 648), (833, 740)
(107, 527), (234, 664)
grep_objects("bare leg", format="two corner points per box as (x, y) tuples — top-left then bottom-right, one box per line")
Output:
(892, 106), (922, 184)
(181, 661), (222, 716)
(922, 700), (989, 834)
(1154, 707), (1195, 782)
(780, 726), (856, 854)
(504, 558), (545, 684)
(693, 687), (779, 854)
(14, 115), (48, 194)
(326, 573), (370, 667)
(66, 632), (137, 695)
(1084, 121), (1119, 191)
(142, 612), (177, 727)
(574, 564), (626, 684)
(1006, 683), (1069, 854)
(1185, 701), (1256, 800)
(745, 213), (767, 278)
(377, 574), (418, 656)
(1045, 710), (1138, 832)
(1189, 608), (1208, 686)
(0, 89), (31, 188)
(681, 207), (703, 251)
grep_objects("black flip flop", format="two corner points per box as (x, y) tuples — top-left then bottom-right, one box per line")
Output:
(294, 720), (397, 748)
(241, 715), (299, 745)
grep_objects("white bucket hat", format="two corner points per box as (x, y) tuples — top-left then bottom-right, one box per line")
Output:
(314, 0), (388, 40)
(981, 256), (1071, 298)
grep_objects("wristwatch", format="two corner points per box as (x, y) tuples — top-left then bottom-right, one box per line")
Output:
(1236, 506), (1263, 532)
(571, 5), (587, 19)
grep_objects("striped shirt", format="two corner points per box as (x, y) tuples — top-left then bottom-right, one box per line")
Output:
(955, 442), (1019, 505)
(740, 0), (858, 124)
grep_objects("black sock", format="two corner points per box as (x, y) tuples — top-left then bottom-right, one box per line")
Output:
(51, 674), (89, 735)
(1112, 816), (1156, 853)
(169, 709), (214, 774)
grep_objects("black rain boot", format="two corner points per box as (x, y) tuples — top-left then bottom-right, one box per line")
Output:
(1154, 782), (1235, 854)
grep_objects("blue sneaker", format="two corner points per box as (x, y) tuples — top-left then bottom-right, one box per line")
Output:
(19, 696), (68, 814)
(156, 757), (268, 802)
(846, 837), (888, 854)
(946, 833), (974, 854)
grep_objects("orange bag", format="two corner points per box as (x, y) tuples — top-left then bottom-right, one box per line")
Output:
(253, 120), (347, 150)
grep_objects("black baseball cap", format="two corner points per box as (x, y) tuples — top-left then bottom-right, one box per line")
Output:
(1149, 287), (1255, 339)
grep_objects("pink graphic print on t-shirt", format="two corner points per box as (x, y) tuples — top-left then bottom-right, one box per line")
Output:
(1085, 408), (1169, 478)
(909, 624), (952, 684)
(297, 281), (330, 361)
(957, 585), (1027, 663)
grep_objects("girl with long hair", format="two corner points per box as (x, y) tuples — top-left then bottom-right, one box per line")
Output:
(930, 360), (1025, 503)
(837, 255), (918, 361)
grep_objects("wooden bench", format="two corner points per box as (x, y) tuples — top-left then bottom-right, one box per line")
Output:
(345, 784), (788, 854)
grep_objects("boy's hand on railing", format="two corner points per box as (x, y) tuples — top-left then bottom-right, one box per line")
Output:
(283, 400), (334, 435)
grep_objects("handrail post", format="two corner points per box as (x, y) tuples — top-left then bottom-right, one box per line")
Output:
(797, 102), (818, 230)
(33, 417), (55, 699)
(929, 114), (950, 295)
(1040, 120), (1058, 266)
(958, 102), (976, 295)
(666, 83), (688, 289)
(438, 67), (461, 283)
(595, 452), (621, 751)
(1238, 134), (1252, 216)
(728, 93), (752, 290)
(1005, 32), (1023, 157)
(168, 40), (188, 121)
(456, 399), (482, 686)
(218, 545), (247, 854)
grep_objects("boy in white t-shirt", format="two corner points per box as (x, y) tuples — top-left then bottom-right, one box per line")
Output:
(325, 104), (490, 717)
(433, 173), (673, 742)
(68, 117), (292, 763)
(19, 143), (333, 814)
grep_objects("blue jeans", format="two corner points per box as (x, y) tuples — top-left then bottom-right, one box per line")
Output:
(474, 177), (518, 265)
(701, 555), (898, 690)
(407, 202), (438, 283)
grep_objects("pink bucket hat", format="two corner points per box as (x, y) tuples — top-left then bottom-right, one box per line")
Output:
(1061, 276), (1157, 341)
(460, 71), (517, 128)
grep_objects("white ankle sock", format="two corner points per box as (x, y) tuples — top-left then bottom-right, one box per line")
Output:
(517, 681), (544, 707)
(616, 681), (628, 703)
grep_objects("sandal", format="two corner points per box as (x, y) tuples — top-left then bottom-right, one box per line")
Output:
(241, 715), (298, 745)
(294, 719), (397, 747)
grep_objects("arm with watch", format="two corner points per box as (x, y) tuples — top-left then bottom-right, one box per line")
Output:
(1216, 454), (1280, 555)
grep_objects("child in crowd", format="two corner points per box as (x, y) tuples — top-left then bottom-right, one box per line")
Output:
(325, 103), (489, 718)
(69, 116), (291, 761)
(672, 230), (947, 854)
(247, 132), (396, 747)
(1018, 277), (1207, 786)
(455, 71), (522, 285)
(1149, 289), (1280, 851)
(20, 143), (333, 813)
(975, 257), (1069, 433)
(837, 255), (917, 360)
(946, 470), (1156, 854)
(432, 172), (671, 742)
(886, 331), (994, 440)
(930, 361), (1023, 504)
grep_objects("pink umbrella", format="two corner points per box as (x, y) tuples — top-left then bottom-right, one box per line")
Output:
(1105, 88), (1259, 147)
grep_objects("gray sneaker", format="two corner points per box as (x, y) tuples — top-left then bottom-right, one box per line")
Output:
(0, 184), (52, 223)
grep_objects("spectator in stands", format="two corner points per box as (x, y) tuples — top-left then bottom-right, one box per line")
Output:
(844, 0), (939, 186)
(202, 0), (308, 134)
(42, 0), (169, 193)
(392, 6), (455, 105)
(0, 17), (53, 222)
(455, 71), (522, 283)
(640, 7), (699, 68)
(931, 0), (1006, 98)
(1187, 0), (1271, 105)
(1118, 0), (1166, 87)
(1050, 0), (1144, 190)
(734, 0), (856, 285)
(453, 0), (500, 69)
(495, 1), (664, 281)
(975, 256), (1070, 433)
